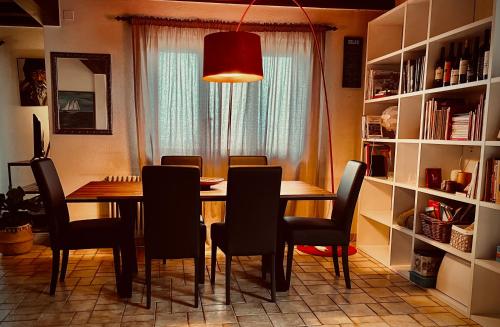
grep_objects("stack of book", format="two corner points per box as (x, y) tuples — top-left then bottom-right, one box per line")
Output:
(402, 55), (426, 94)
(422, 95), (484, 141)
(483, 158), (500, 203)
(366, 70), (399, 100)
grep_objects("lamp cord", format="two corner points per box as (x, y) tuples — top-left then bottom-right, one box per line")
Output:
(236, 0), (335, 194)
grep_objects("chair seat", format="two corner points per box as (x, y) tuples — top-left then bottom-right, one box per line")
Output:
(283, 216), (349, 246)
(61, 218), (122, 249)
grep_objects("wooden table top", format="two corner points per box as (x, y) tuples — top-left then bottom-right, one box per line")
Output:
(66, 180), (335, 202)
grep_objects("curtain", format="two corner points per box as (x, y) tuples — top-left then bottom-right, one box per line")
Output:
(132, 23), (331, 232)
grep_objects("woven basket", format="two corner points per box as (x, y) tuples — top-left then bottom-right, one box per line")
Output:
(450, 225), (473, 252)
(419, 213), (453, 243)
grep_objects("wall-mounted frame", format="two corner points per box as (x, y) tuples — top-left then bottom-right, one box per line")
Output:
(50, 52), (112, 134)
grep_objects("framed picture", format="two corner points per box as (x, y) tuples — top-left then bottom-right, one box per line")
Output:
(17, 58), (47, 106)
(365, 115), (383, 138)
(57, 91), (96, 129)
(425, 168), (442, 189)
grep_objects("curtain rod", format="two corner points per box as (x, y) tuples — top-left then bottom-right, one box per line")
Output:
(115, 16), (337, 32)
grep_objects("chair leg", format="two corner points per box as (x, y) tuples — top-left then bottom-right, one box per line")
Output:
(332, 245), (340, 277)
(112, 246), (121, 287)
(50, 249), (60, 296)
(285, 242), (294, 289)
(59, 249), (69, 282)
(270, 254), (276, 302)
(162, 259), (166, 265)
(210, 242), (217, 285)
(225, 255), (232, 305)
(341, 245), (351, 289)
(194, 257), (199, 308)
(199, 233), (206, 285)
(146, 256), (152, 309)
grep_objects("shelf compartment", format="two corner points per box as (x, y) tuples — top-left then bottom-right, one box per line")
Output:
(367, 5), (405, 61)
(418, 187), (478, 205)
(403, 0), (430, 47)
(359, 209), (392, 227)
(358, 244), (391, 266)
(395, 143), (419, 185)
(429, 0), (492, 40)
(474, 206), (500, 260)
(392, 224), (413, 236)
(397, 95), (422, 139)
(425, 79), (488, 95)
(481, 146), (500, 202)
(393, 186), (416, 229)
(365, 94), (399, 104)
(471, 262), (500, 320)
(359, 179), (393, 218)
(485, 82), (500, 141)
(390, 228), (413, 267)
(364, 175), (394, 186)
(475, 259), (500, 274)
(414, 233), (473, 262)
(367, 50), (402, 65)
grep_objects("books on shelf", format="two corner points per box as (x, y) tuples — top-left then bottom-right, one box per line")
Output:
(422, 95), (484, 141)
(483, 159), (500, 203)
(363, 143), (391, 177)
(402, 55), (426, 94)
(366, 69), (399, 100)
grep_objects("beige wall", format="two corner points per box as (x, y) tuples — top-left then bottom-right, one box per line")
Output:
(0, 27), (48, 193)
(43, 0), (381, 218)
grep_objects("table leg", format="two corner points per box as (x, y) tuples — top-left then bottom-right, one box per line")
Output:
(275, 199), (289, 292)
(117, 200), (138, 298)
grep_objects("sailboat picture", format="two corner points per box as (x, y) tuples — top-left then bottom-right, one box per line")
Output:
(57, 91), (96, 129)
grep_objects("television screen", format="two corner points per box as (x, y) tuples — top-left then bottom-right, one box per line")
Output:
(33, 114), (44, 159)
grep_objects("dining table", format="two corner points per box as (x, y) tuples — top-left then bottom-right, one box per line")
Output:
(66, 180), (335, 297)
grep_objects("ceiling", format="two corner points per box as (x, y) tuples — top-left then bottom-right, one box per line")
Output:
(174, 0), (395, 10)
(0, 0), (393, 28)
(0, 0), (59, 27)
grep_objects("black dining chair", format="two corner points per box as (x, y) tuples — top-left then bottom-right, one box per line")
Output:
(283, 160), (366, 289)
(160, 155), (204, 269)
(142, 165), (206, 308)
(161, 156), (203, 174)
(31, 158), (122, 296)
(228, 155), (267, 166)
(210, 166), (282, 304)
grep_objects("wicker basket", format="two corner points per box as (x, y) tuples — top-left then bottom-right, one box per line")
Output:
(419, 213), (453, 243)
(450, 225), (473, 252)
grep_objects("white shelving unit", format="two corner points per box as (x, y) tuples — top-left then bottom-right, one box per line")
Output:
(358, 1), (500, 325)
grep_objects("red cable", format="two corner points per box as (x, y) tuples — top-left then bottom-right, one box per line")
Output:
(235, 0), (335, 193)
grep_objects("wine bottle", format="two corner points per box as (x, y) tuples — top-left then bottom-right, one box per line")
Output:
(450, 42), (461, 85)
(459, 40), (470, 83)
(443, 42), (454, 87)
(434, 47), (445, 87)
(468, 37), (480, 82)
(483, 29), (491, 79)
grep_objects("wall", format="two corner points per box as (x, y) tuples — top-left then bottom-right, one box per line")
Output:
(43, 0), (381, 219)
(0, 27), (48, 193)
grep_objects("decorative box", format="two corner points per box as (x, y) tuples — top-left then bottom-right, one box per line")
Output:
(411, 249), (443, 277)
(410, 271), (436, 288)
(450, 225), (473, 252)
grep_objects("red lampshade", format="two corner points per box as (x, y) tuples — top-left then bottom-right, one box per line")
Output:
(203, 31), (263, 83)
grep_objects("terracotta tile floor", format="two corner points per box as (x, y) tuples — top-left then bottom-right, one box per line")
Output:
(0, 237), (480, 326)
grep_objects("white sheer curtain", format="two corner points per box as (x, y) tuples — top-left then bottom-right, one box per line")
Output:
(132, 23), (331, 229)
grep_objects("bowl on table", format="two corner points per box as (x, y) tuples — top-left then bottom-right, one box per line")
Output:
(200, 177), (224, 190)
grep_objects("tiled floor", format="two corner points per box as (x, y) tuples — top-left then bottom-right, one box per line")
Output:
(0, 238), (480, 326)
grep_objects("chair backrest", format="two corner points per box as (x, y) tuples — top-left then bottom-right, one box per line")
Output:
(161, 156), (203, 175)
(225, 166), (282, 255)
(331, 160), (367, 235)
(30, 158), (70, 248)
(228, 155), (268, 166)
(142, 165), (201, 259)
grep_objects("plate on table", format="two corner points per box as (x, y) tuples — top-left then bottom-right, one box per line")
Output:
(200, 177), (224, 190)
